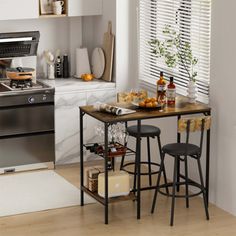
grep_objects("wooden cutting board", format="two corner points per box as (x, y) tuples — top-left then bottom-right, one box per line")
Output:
(102, 21), (115, 82)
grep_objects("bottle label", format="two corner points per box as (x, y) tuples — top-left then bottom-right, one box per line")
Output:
(167, 88), (176, 100)
(157, 85), (166, 92)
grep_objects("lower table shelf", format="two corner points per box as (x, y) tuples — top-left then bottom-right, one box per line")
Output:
(81, 186), (136, 205)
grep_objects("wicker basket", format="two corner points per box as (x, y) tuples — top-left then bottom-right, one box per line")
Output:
(85, 166), (104, 192)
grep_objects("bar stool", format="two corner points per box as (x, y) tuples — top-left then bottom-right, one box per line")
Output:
(151, 116), (211, 226)
(120, 124), (168, 191)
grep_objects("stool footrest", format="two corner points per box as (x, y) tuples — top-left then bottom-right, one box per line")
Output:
(121, 161), (161, 176)
(157, 181), (204, 198)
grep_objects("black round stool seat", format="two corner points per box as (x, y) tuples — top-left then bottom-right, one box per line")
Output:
(127, 125), (161, 137)
(163, 143), (201, 156)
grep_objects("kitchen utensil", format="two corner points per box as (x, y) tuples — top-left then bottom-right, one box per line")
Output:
(6, 67), (35, 80)
(47, 64), (55, 80)
(44, 51), (54, 65)
(91, 47), (105, 79)
(44, 50), (56, 79)
(75, 48), (91, 78)
(102, 21), (115, 82)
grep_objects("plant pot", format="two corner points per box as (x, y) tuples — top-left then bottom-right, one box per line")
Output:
(187, 80), (198, 103)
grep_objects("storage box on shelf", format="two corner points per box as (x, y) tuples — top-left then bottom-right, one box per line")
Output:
(98, 171), (130, 198)
(84, 165), (104, 192)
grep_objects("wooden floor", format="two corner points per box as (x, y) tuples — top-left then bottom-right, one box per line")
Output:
(0, 164), (236, 236)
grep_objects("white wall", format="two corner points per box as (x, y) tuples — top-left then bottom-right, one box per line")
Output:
(82, 0), (138, 91)
(82, 0), (116, 82)
(116, 0), (139, 91)
(129, 0), (236, 215)
(0, 17), (82, 77)
(210, 0), (236, 215)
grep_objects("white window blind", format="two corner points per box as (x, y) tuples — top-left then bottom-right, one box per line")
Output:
(139, 0), (211, 103)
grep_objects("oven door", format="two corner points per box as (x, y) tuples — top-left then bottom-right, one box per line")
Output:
(0, 132), (55, 168)
(0, 104), (54, 137)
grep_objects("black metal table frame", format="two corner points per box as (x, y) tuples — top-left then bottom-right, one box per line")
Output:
(79, 109), (211, 224)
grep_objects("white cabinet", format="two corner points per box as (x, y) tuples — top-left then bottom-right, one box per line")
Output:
(55, 92), (87, 165)
(68, 0), (103, 17)
(0, 0), (39, 21)
(55, 88), (116, 165)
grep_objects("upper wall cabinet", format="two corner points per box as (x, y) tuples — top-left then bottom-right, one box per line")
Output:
(0, 0), (39, 21)
(68, 0), (103, 17)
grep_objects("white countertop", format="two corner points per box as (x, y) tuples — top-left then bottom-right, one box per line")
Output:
(39, 78), (116, 93)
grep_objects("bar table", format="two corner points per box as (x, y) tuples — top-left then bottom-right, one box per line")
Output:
(79, 96), (211, 224)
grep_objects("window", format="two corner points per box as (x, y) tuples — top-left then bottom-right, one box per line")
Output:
(139, 0), (211, 103)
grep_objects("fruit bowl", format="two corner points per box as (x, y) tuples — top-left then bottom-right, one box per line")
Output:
(131, 97), (162, 109)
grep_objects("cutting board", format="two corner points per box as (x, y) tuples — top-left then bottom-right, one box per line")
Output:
(102, 21), (115, 82)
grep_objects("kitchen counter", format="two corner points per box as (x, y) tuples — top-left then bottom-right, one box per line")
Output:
(39, 78), (116, 93)
(42, 77), (117, 165)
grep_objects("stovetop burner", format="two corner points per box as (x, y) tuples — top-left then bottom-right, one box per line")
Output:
(10, 79), (33, 89)
(1, 80), (45, 92)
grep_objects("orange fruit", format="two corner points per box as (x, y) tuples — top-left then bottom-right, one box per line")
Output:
(139, 101), (145, 107)
(146, 102), (153, 108)
(150, 97), (156, 103)
(152, 102), (158, 107)
(81, 74), (94, 81)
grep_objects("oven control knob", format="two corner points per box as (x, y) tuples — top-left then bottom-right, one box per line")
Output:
(43, 95), (47, 101)
(28, 97), (35, 103)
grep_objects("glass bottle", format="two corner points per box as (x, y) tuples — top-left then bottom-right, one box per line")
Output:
(157, 71), (166, 104)
(55, 56), (62, 78)
(167, 76), (176, 105)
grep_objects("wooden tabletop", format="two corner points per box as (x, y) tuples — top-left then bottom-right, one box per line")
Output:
(80, 96), (211, 123)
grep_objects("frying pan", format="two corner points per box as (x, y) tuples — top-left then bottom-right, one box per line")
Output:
(6, 67), (35, 80)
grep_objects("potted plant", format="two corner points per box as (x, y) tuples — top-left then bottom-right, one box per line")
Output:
(149, 25), (198, 103)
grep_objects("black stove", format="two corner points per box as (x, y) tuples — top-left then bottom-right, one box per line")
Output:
(0, 31), (55, 172)
(0, 79), (54, 107)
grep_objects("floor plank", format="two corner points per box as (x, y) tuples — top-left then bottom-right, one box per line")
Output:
(0, 163), (235, 236)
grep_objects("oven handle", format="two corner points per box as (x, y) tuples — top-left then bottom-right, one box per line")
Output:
(0, 130), (55, 140)
(0, 102), (54, 110)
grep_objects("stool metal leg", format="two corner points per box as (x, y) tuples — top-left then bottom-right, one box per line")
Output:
(120, 140), (127, 170)
(157, 136), (169, 195)
(133, 140), (138, 192)
(184, 156), (189, 208)
(120, 155), (125, 170)
(151, 153), (165, 213)
(120, 122), (128, 170)
(147, 137), (152, 186)
(197, 158), (210, 220)
(170, 156), (178, 226)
